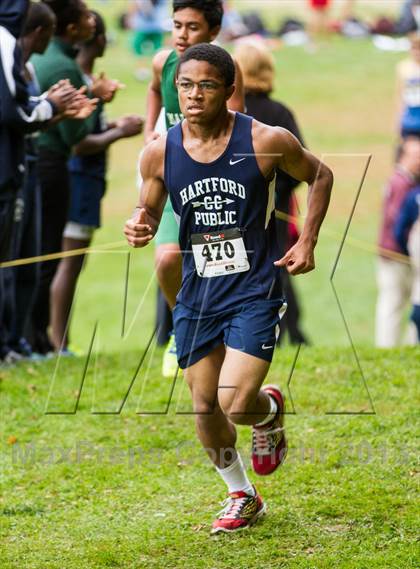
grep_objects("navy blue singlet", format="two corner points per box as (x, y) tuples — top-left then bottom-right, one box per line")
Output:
(164, 112), (282, 314)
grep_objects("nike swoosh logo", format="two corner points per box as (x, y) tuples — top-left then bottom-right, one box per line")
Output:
(262, 344), (274, 350)
(229, 157), (246, 166)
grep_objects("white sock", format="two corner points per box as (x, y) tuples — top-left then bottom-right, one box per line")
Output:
(216, 454), (255, 496)
(254, 394), (278, 428)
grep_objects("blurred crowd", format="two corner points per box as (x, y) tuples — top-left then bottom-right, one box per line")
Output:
(121, 0), (420, 48)
(0, 0), (143, 364)
(376, 25), (420, 347)
(0, 0), (419, 367)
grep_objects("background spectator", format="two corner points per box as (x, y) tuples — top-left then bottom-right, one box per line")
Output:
(8, 1), (58, 359)
(128, 0), (168, 80)
(30, 0), (117, 355)
(49, 11), (143, 353)
(394, 186), (420, 342)
(219, 0), (249, 41)
(394, 0), (420, 35)
(396, 32), (420, 139)
(376, 137), (420, 347)
(0, 0), (87, 363)
(308, 0), (332, 38)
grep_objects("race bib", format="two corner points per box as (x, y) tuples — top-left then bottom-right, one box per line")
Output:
(191, 228), (250, 278)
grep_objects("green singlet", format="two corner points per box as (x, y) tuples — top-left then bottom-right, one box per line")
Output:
(156, 50), (183, 246)
(161, 49), (184, 130)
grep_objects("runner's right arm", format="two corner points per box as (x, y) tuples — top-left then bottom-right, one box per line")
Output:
(124, 136), (168, 247)
(144, 49), (171, 144)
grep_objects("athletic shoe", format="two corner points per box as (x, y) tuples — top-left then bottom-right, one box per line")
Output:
(57, 348), (76, 358)
(32, 331), (54, 356)
(251, 384), (287, 476)
(162, 332), (178, 378)
(12, 337), (33, 358)
(211, 487), (266, 534)
(0, 348), (24, 366)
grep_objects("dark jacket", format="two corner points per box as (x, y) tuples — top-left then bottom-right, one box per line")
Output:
(394, 185), (420, 255)
(0, 0), (56, 197)
(395, 0), (419, 35)
(32, 38), (100, 157)
(245, 91), (305, 252)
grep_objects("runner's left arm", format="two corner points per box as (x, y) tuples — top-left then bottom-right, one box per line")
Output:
(270, 128), (333, 274)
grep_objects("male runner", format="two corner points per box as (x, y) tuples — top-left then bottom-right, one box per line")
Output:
(125, 44), (333, 533)
(144, 0), (244, 376)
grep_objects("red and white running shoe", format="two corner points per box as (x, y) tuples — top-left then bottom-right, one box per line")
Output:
(211, 487), (266, 534)
(252, 384), (287, 476)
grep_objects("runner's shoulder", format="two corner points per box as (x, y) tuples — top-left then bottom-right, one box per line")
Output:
(141, 135), (167, 178)
(152, 49), (174, 75)
(251, 119), (301, 155)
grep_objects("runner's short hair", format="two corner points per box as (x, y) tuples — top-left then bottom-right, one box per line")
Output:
(23, 1), (56, 36)
(177, 43), (235, 87)
(41, 0), (85, 36)
(173, 0), (224, 29)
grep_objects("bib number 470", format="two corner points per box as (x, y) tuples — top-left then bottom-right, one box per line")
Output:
(202, 241), (235, 262)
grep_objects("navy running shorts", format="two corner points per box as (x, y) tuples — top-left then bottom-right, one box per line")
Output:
(68, 172), (106, 228)
(173, 298), (285, 369)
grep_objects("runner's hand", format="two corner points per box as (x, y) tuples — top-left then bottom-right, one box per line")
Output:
(124, 208), (153, 248)
(274, 239), (315, 275)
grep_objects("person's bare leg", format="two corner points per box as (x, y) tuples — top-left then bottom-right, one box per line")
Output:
(50, 237), (89, 350)
(155, 243), (182, 309)
(217, 348), (273, 426)
(341, 0), (355, 20)
(184, 344), (238, 468)
(186, 345), (264, 534)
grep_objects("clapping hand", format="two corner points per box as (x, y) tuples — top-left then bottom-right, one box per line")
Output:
(63, 86), (99, 119)
(47, 81), (98, 120)
(115, 115), (144, 137)
(91, 72), (123, 103)
(47, 79), (79, 113)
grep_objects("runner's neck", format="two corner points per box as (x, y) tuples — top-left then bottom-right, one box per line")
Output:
(184, 109), (234, 143)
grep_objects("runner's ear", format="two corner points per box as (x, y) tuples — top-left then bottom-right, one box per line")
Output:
(209, 25), (221, 42)
(225, 84), (235, 101)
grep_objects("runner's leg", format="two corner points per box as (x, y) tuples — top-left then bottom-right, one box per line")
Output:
(218, 348), (274, 426)
(184, 344), (238, 468)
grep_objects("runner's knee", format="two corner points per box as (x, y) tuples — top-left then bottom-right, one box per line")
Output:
(219, 386), (257, 424)
(187, 382), (218, 415)
(192, 395), (218, 415)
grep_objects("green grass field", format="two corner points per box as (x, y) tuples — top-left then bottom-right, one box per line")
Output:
(1, 2), (419, 567)
(2, 348), (419, 568)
